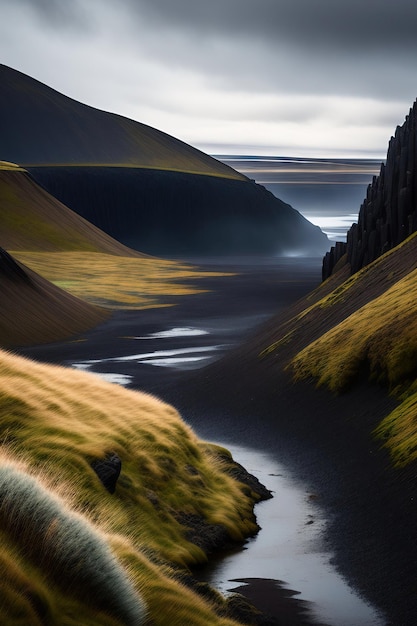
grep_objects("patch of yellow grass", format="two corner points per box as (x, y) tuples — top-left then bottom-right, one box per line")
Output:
(12, 251), (234, 309)
(31, 162), (245, 181)
(289, 258), (417, 467)
(0, 349), (259, 624)
(0, 161), (24, 171)
(292, 267), (417, 392)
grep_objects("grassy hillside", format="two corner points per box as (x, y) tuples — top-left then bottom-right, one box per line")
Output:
(0, 348), (264, 625)
(290, 233), (417, 467)
(0, 247), (110, 347)
(0, 64), (244, 180)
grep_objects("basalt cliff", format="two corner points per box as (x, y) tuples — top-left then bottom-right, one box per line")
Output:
(323, 99), (417, 278)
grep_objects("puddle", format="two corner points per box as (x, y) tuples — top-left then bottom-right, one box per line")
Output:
(196, 444), (386, 626)
(136, 327), (209, 339)
(71, 344), (227, 378)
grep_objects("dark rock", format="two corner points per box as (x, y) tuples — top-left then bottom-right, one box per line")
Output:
(91, 452), (122, 494)
(174, 511), (232, 554)
(322, 99), (417, 278)
(223, 459), (273, 502)
(322, 241), (347, 280)
(212, 449), (272, 502)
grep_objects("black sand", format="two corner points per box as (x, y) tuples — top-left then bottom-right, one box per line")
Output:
(17, 256), (412, 625)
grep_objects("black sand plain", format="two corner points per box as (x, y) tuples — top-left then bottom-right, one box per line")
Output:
(18, 257), (413, 625)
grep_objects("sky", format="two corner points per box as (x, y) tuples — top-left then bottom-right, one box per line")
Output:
(1, 0), (417, 158)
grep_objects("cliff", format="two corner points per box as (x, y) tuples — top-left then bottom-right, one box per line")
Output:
(323, 99), (417, 278)
(29, 166), (328, 256)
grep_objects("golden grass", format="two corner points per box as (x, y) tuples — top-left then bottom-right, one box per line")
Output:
(28, 162), (245, 181)
(0, 161), (24, 171)
(0, 349), (259, 624)
(291, 267), (417, 392)
(289, 241), (417, 467)
(12, 251), (233, 309)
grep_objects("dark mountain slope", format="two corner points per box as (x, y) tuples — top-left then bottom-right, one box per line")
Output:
(0, 64), (242, 179)
(0, 247), (108, 346)
(0, 167), (142, 255)
(0, 64), (328, 256)
(29, 165), (328, 256)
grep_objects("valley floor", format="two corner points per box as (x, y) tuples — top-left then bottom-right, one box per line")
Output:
(17, 256), (412, 625)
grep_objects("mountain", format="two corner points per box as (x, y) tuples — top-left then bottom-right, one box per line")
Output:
(323, 99), (417, 278)
(173, 103), (417, 625)
(0, 164), (242, 341)
(0, 64), (328, 256)
(0, 164), (142, 255)
(0, 65), (243, 177)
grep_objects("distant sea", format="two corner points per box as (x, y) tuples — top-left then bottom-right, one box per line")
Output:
(216, 156), (383, 243)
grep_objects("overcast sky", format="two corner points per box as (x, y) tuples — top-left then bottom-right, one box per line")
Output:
(1, 0), (417, 157)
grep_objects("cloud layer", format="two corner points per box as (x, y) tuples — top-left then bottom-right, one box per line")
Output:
(2, 0), (417, 156)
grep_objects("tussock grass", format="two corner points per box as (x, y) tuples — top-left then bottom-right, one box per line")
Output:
(12, 251), (233, 308)
(290, 242), (417, 467)
(0, 349), (258, 624)
(0, 460), (146, 625)
(292, 267), (417, 392)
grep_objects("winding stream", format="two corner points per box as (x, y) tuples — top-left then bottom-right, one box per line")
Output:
(70, 334), (387, 624)
(196, 445), (386, 626)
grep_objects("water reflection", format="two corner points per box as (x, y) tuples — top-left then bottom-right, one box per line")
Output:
(217, 156), (381, 242)
(198, 444), (385, 626)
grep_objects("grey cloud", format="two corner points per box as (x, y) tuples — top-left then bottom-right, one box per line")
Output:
(17, 0), (417, 54)
(4, 0), (92, 30)
(108, 0), (417, 104)
(128, 0), (417, 54)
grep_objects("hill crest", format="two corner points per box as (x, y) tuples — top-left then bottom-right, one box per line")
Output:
(0, 64), (244, 180)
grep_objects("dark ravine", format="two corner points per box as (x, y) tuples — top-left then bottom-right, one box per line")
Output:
(323, 98), (417, 278)
(27, 166), (328, 256)
(0, 246), (32, 284)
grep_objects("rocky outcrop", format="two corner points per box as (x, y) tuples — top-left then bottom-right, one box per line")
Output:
(91, 452), (122, 494)
(323, 100), (417, 279)
(322, 241), (347, 281)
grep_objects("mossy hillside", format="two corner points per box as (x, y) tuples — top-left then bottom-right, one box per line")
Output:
(0, 349), (261, 625)
(258, 231), (417, 368)
(291, 266), (417, 393)
(290, 250), (417, 467)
